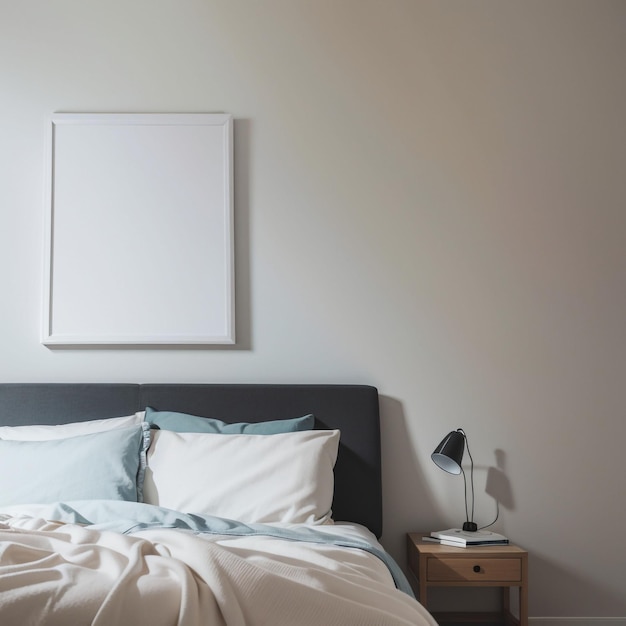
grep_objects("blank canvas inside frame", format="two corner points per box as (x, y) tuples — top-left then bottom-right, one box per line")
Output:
(42, 113), (234, 345)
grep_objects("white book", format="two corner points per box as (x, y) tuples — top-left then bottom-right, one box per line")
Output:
(421, 535), (506, 548)
(431, 528), (509, 546)
(439, 538), (472, 548)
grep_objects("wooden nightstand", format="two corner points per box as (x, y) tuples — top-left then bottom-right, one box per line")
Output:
(407, 533), (528, 626)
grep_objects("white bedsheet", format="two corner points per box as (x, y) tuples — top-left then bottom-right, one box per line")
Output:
(0, 504), (436, 626)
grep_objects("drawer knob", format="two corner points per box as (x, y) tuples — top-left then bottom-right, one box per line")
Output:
(473, 565), (481, 573)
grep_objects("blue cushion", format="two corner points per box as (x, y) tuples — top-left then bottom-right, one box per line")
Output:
(0, 423), (150, 506)
(144, 407), (314, 434)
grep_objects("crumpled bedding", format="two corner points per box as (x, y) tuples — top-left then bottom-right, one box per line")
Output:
(0, 501), (437, 626)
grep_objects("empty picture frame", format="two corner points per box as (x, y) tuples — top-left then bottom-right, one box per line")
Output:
(42, 113), (235, 345)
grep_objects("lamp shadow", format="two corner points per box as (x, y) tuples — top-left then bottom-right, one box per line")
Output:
(484, 449), (515, 512)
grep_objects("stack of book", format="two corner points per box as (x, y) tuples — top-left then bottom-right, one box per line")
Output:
(429, 528), (509, 547)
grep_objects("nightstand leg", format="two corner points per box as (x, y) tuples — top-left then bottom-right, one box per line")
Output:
(519, 583), (528, 626)
(419, 576), (428, 608)
(502, 586), (510, 619)
(502, 585), (528, 626)
(519, 552), (528, 626)
(419, 558), (428, 608)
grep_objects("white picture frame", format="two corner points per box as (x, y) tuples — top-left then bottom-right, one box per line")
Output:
(42, 113), (235, 345)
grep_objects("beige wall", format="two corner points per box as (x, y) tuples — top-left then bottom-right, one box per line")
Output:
(1, 1), (625, 619)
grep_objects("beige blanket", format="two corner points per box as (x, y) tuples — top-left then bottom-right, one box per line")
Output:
(0, 516), (436, 626)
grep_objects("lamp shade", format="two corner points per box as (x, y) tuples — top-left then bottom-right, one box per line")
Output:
(431, 430), (465, 475)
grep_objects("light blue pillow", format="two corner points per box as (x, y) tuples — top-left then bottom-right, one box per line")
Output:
(0, 423), (150, 507)
(144, 407), (315, 434)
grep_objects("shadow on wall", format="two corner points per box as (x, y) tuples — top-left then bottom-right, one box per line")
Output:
(378, 395), (440, 567)
(442, 448), (517, 530)
(484, 448), (515, 517)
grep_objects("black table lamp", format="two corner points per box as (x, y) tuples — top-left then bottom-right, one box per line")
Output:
(431, 429), (477, 532)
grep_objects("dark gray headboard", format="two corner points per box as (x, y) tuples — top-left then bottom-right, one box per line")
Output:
(0, 384), (382, 537)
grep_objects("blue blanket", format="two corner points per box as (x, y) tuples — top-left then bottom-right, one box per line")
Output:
(0, 500), (414, 597)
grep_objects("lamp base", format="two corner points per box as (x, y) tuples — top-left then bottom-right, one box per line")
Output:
(462, 522), (478, 532)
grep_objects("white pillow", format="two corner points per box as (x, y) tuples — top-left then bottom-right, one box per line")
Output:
(143, 429), (340, 524)
(0, 412), (145, 441)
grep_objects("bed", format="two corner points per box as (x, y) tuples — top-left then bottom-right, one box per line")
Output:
(0, 383), (436, 625)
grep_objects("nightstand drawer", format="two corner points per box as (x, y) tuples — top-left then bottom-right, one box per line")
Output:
(428, 557), (521, 582)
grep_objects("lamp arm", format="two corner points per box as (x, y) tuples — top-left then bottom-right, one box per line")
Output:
(458, 429), (477, 532)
